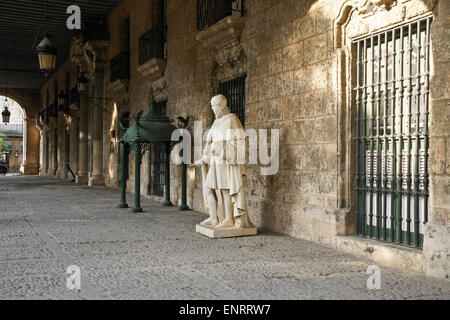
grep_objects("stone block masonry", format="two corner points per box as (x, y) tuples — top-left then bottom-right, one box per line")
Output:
(36, 0), (449, 279)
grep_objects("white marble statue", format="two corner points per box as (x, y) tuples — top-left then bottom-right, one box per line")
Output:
(200, 95), (253, 229)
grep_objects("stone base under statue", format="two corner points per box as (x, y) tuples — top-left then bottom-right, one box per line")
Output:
(196, 224), (257, 239)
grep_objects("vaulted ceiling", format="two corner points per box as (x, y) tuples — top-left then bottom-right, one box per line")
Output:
(0, 0), (121, 90)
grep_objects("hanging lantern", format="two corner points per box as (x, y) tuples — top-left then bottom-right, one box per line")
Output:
(35, 34), (58, 77)
(77, 73), (88, 93)
(57, 90), (66, 109)
(2, 99), (11, 124)
(2, 57), (11, 124)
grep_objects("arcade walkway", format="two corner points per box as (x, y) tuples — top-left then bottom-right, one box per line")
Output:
(0, 176), (448, 300)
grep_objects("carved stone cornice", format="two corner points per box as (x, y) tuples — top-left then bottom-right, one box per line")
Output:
(196, 16), (247, 83)
(137, 58), (167, 82)
(152, 79), (168, 101)
(109, 80), (130, 110)
(109, 79), (129, 99)
(214, 43), (246, 70)
(196, 16), (245, 51)
(335, 0), (435, 48)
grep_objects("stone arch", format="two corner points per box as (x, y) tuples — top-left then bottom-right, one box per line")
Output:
(0, 87), (40, 175)
(1, 94), (27, 173)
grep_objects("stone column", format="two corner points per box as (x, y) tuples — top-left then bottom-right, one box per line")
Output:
(69, 116), (79, 175)
(39, 131), (44, 175)
(52, 131), (57, 176)
(76, 90), (89, 184)
(56, 115), (67, 178)
(89, 71), (105, 186)
(45, 133), (49, 174)
(20, 117), (40, 175)
(37, 127), (46, 175)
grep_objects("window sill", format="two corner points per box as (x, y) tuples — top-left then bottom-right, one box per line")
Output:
(137, 57), (167, 82)
(196, 16), (245, 50)
(109, 79), (129, 97)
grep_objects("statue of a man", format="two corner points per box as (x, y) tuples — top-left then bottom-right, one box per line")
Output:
(200, 95), (253, 229)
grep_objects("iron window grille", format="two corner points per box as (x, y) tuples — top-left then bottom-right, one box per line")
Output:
(354, 17), (432, 248)
(110, 52), (130, 83)
(139, 25), (167, 65)
(220, 74), (246, 126)
(153, 100), (168, 197)
(139, 0), (167, 64)
(197, 0), (244, 31)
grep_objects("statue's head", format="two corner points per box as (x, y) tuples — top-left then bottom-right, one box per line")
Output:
(211, 94), (230, 118)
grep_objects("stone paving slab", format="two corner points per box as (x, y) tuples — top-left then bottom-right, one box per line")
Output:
(0, 175), (449, 300)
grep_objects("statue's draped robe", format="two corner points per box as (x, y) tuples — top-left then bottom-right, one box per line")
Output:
(202, 113), (252, 227)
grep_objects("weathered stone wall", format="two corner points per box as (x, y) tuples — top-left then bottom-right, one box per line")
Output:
(37, 0), (448, 278)
(40, 60), (85, 180)
(154, 0), (344, 242)
(425, 0), (449, 279)
(105, 0), (160, 193)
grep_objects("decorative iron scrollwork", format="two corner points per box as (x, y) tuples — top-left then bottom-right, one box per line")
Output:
(402, 149), (410, 189)
(372, 150), (378, 187)
(366, 150), (372, 187)
(419, 149), (430, 191)
(386, 150), (393, 188)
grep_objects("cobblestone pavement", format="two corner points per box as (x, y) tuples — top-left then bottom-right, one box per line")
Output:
(0, 176), (449, 300)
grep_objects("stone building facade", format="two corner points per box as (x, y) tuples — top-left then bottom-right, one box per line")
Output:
(0, 99), (24, 173)
(36, 0), (448, 279)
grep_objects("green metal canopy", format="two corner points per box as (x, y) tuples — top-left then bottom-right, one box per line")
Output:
(119, 98), (178, 213)
(122, 99), (177, 144)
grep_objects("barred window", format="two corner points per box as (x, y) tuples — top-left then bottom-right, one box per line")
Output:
(354, 17), (432, 248)
(197, 0), (244, 31)
(153, 100), (168, 197)
(219, 74), (246, 126)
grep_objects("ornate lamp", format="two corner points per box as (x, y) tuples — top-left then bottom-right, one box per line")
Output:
(77, 73), (88, 93)
(35, 34), (58, 76)
(57, 90), (66, 109)
(2, 102), (11, 124)
(2, 59), (11, 124)
(33, 0), (58, 76)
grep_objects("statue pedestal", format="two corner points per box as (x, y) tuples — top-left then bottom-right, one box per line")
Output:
(196, 224), (257, 239)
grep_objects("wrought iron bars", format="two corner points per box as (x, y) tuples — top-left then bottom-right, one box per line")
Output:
(139, 25), (166, 65)
(197, 0), (244, 31)
(219, 74), (247, 126)
(354, 17), (431, 248)
(110, 52), (130, 83)
(153, 100), (168, 197)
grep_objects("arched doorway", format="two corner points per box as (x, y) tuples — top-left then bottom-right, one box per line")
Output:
(0, 87), (40, 176)
(0, 96), (25, 175)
